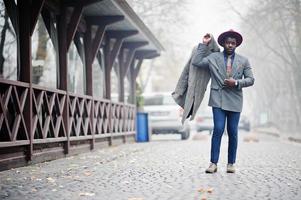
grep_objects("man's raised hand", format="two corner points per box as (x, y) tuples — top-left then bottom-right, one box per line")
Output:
(202, 33), (212, 45)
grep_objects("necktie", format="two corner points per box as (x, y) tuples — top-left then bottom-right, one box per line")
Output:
(226, 56), (232, 78)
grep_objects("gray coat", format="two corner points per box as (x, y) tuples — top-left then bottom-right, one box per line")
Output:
(192, 43), (255, 112)
(172, 37), (220, 124)
(172, 47), (210, 124)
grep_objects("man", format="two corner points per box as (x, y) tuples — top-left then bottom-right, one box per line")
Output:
(192, 30), (254, 173)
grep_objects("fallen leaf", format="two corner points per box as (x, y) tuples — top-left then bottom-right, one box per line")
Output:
(79, 192), (95, 197)
(207, 188), (214, 193)
(46, 177), (56, 183)
(198, 188), (205, 193)
(84, 171), (92, 176)
(72, 175), (81, 180)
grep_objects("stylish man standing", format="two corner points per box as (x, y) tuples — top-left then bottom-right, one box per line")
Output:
(192, 30), (254, 173)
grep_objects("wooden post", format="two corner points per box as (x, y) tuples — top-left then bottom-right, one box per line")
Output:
(118, 42), (147, 102)
(84, 23), (95, 149)
(118, 48), (125, 102)
(18, 0), (32, 161)
(129, 58), (143, 104)
(57, 5), (70, 154)
(104, 30), (138, 100)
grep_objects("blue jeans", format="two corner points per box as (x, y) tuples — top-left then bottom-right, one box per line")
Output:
(211, 107), (241, 164)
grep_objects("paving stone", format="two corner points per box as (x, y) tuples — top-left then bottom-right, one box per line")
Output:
(0, 133), (301, 200)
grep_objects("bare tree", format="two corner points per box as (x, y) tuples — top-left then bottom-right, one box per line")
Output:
(127, 0), (191, 92)
(229, 0), (301, 132)
(0, 2), (16, 78)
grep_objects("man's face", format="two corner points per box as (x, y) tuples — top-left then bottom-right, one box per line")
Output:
(224, 37), (237, 55)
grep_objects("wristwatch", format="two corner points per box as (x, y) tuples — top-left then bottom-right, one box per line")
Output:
(235, 80), (238, 86)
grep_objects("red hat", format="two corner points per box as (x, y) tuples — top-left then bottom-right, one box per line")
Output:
(218, 29), (243, 47)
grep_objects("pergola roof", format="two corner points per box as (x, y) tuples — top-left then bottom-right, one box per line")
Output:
(83, 0), (164, 55)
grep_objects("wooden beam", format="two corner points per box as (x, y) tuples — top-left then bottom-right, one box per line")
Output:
(121, 42), (148, 78)
(18, 1), (32, 83)
(109, 39), (123, 71)
(128, 58), (143, 104)
(122, 41), (148, 49)
(106, 30), (138, 39)
(122, 49), (136, 78)
(64, 0), (103, 7)
(44, 0), (60, 14)
(66, 3), (84, 49)
(74, 32), (85, 63)
(117, 49), (125, 102)
(135, 50), (159, 59)
(85, 15), (124, 68)
(104, 36), (111, 99)
(58, 7), (68, 89)
(41, 8), (51, 36)
(134, 58), (143, 79)
(103, 30), (139, 100)
(86, 16), (124, 26)
(84, 23), (93, 95)
(144, 53), (160, 59)
(118, 42), (147, 102)
(77, 18), (87, 33)
(3, 0), (18, 32)
(90, 25), (106, 65)
(30, 0), (45, 36)
(96, 50), (103, 70)
(128, 59), (136, 104)
(41, 8), (58, 52)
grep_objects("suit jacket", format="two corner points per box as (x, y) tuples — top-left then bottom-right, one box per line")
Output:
(172, 46), (211, 124)
(192, 43), (255, 112)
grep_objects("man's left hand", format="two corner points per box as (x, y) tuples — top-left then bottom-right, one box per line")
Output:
(224, 78), (236, 87)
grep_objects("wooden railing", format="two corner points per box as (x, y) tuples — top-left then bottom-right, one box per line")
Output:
(0, 79), (30, 147)
(0, 79), (136, 169)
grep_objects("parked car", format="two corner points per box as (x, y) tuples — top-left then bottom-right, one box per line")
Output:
(194, 106), (214, 134)
(194, 105), (251, 133)
(143, 93), (190, 140)
(239, 115), (251, 131)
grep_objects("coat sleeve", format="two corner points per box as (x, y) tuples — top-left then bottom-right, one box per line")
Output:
(192, 43), (211, 68)
(237, 58), (255, 89)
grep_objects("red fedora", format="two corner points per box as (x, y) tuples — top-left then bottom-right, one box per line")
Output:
(218, 29), (243, 47)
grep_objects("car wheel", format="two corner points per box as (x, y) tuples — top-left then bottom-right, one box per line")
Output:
(245, 126), (251, 132)
(181, 129), (190, 140)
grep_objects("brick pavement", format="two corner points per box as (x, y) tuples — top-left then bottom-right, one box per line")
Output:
(0, 132), (301, 200)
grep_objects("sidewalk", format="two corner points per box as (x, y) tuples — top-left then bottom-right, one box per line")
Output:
(0, 132), (300, 200)
(253, 126), (301, 143)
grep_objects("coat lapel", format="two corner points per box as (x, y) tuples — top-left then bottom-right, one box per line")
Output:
(217, 54), (227, 76)
(232, 55), (242, 78)
(231, 54), (237, 76)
